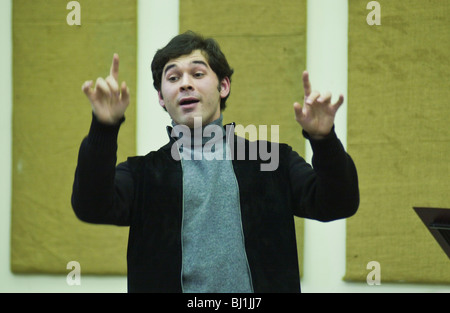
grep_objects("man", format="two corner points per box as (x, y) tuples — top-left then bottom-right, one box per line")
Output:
(72, 31), (359, 293)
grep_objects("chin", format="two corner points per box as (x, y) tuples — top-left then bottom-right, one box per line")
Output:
(174, 115), (200, 129)
(174, 110), (218, 129)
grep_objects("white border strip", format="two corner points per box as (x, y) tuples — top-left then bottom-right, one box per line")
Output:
(136, 0), (178, 155)
(302, 0), (349, 292)
(0, 0), (13, 293)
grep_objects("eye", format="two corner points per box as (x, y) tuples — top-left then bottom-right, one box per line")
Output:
(194, 72), (205, 78)
(167, 75), (179, 82)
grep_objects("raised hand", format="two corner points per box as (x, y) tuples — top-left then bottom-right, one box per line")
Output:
(82, 54), (130, 125)
(293, 71), (344, 140)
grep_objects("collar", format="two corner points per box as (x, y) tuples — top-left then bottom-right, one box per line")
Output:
(165, 115), (236, 146)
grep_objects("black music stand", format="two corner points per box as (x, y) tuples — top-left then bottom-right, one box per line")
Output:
(414, 207), (450, 259)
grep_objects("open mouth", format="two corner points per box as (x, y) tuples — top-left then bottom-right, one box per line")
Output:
(179, 97), (200, 109)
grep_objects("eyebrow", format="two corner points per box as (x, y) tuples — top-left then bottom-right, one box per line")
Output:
(164, 60), (209, 76)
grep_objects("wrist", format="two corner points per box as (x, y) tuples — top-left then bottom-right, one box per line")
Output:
(302, 125), (335, 141)
(308, 133), (328, 140)
(87, 112), (124, 152)
(93, 113), (125, 126)
(92, 111), (125, 127)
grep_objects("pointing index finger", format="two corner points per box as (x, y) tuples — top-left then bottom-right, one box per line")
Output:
(110, 53), (120, 81)
(302, 71), (311, 98)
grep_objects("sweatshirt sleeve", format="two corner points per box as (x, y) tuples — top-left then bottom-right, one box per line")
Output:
(71, 113), (133, 226)
(289, 127), (359, 221)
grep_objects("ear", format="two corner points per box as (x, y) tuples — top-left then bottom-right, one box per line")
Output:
(158, 91), (165, 109)
(219, 77), (231, 99)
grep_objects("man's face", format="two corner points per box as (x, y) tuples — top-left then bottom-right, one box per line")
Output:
(159, 50), (230, 128)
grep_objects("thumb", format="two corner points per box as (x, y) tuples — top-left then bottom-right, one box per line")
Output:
(293, 102), (304, 118)
(82, 80), (94, 100)
(120, 81), (130, 105)
(293, 101), (306, 124)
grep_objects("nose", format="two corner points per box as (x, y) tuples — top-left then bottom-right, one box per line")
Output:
(179, 74), (194, 92)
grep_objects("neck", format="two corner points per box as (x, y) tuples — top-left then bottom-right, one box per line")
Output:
(170, 114), (225, 146)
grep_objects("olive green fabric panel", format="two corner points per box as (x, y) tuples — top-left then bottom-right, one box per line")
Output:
(180, 0), (307, 274)
(11, 0), (137, 274)
(345, 1), (450, 283)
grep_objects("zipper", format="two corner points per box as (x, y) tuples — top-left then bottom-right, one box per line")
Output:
(231, 167), (255, 293)
(175, 139), (186, 293)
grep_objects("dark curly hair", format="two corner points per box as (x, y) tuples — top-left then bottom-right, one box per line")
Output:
(151, 31), (234, 111)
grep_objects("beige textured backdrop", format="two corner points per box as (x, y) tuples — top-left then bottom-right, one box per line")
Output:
(11, 0), (136, 274)
(179, 0), (307, 273)
(345, 0), (450, 283)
